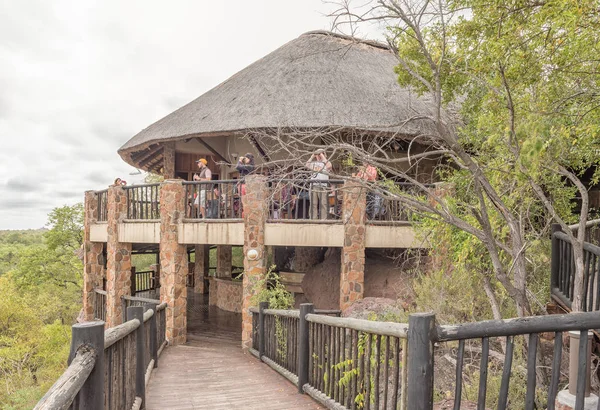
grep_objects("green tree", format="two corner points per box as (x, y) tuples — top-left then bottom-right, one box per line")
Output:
(0, 204), (83, 407)
(321, 0), (600, 316)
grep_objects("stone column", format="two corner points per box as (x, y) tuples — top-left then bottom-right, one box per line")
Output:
(106, 186), (132, 328)
(340, 181), (366, 311)
(194, 244), (210, 294)
(162, 142), (176, 179)
(82, 191), (104, 321)
(159, 180), (188, 345)
(241, 175), (268, 348)
(216, 245), (233, 278)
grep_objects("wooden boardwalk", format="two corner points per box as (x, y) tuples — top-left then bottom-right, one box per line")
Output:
(146, 294), (322, 409)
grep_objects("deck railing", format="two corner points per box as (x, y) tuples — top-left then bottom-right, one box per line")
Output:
(250, 304), (600, 409)
(35, 300), (167, 410)
(124, 183), (161, 220)
(250, 303), (408, 410)
(551, 223), (600, 311)
(98, 178), (429, 224)
(267, 180), (344, 221)
(431, 311), (600, 410)
(93, 288), (107, 321)
(183, 180), (242, 219)
(96, 189), (108, 222)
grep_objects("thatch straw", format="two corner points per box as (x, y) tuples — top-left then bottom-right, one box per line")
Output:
(118, 31), (434, 168)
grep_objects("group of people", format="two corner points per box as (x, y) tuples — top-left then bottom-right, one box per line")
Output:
(190, 149), (383, 220)
(191, 154), (255, 218)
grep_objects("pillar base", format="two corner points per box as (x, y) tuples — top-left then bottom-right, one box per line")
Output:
(556, 390), (598, 410)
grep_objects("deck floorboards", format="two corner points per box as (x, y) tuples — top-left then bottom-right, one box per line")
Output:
(145, 293), (322, 409)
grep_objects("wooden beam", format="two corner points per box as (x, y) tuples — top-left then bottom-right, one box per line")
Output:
(138, 146), (164, 168)
(249, 135), (270, 161)
(131, 144), (158, 162)
(194, 137), (230, 164)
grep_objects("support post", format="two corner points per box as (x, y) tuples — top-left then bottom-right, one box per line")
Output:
(159, 180), (188, 345)
(259, 301), (268, 360)
(127, 306), (146, 408)
(82, 191), (103, 321)
(407, 313), (436, 410)
(69, 321), (105, 410)
(130, 266), (136, 296)
(241, 175), (269, 348)
(297, 303), (314, 393)
(340, 180), (366, 311)
(551, 223), (561, 289)
(148, 303), (158, 368)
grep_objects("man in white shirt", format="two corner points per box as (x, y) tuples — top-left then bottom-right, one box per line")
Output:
(305, 149), (332, 220)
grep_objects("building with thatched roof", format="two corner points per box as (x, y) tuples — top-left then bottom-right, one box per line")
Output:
(118, 30), (432, 180)
(83, 31), (431, 350)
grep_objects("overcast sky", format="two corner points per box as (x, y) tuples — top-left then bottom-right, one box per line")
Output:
(0, 0), (386, 230)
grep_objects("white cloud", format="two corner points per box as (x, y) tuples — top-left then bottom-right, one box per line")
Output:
(0, 0), (387, 229)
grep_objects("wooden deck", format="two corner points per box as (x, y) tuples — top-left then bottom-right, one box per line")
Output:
(146, 293), (322, 409)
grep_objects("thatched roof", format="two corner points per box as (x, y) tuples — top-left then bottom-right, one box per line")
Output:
(118, 31), (433, 169)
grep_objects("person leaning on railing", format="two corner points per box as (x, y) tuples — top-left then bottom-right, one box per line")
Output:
(193, 158), (212, 218)
(353, 161), (382, 220)
(235, 153), (255, 217)
(306, 149), (332, 220)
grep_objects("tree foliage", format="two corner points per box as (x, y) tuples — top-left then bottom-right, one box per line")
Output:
(0, 204), (83, 407)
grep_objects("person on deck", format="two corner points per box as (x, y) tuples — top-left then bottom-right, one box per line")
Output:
(193, 158), (212, 218)
(353, 161), (381, 219)
(306, 148), (332, 220)
(235, 153), (255, 217)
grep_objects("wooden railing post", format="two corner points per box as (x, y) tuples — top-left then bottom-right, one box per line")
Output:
(407, 313), (436, 410)
(259, 301), (269, 360)
(69, 321), (105, 410)
(551, 223), (561, 289)
(297, 303), (314, 394)
(130, 266), (137, 295)
(148, 303), (159, 368)
(127, 306), (146, 408)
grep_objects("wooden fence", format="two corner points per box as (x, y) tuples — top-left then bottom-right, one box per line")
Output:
(96, 189), (108, 222)
(123, 184), (161, 220)
(34, 300), (166, 410)
(551, 223), (600, 311)
(251, 303), (600, 410)
(93, 289), (106, 321)
(250, 303), (407, 410)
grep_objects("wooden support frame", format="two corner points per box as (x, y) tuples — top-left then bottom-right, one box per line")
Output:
(194, 137), (230, 164)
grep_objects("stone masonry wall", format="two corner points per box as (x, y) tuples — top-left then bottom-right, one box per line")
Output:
(216, 245), (232, 277)
(160, 180), (188, 345)
(194, 244), (209, 293)
(83, 191), (104, 321)
(209, 278), (242, 313)
(340, 181), (366, 311)
(106, 186), (132, 328)
(241, 175), (268, 348)
(162, 142), (176, 179)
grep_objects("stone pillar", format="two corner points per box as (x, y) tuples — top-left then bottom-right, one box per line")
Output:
(340, 181), (366, 311)
(82, 191), (104, 321)
(162, 142), (176, 179)
(216, 245), (233, 278)
(106, 186), (132, 328)
(194, 244), (209, 294)
(241, 175), (268, 348)
(159, 180), (188, 345)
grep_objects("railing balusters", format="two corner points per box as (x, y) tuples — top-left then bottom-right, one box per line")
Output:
(478, 337), (489, 410)
(453, 339), (464, 410)
(525, 333), (538, 410)
(497, 336), (514, 410)
(547, 332), (563, 410)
